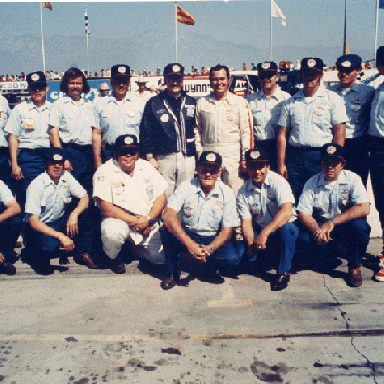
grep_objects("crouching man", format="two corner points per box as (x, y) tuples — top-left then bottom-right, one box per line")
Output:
(160, 151), (241, 290)
(25, 148), (96, 273)
(92, 134), (167, 274)
(0, 180), (22, 275)
(297, 143), (371, 287)
(237, 148), (299, 291)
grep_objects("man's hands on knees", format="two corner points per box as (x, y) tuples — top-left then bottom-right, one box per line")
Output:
(314, 220), (334, 245)
(66, 212), (79, 238)
(58, 233), (75, 252)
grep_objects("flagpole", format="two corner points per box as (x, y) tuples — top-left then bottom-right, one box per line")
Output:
(270, 0), (272, 60)
(175, 2), (178, 62)
(40, 3), (46, 74)
(343, 0), (347, 55)
(375, 0), (379, 62)
(85, 7), (90, 77)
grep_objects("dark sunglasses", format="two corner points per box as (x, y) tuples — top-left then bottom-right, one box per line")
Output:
(321, 158), (342, 167)
(199, 165), (220, 174)
(247, 162), (269, 170)
(258, 72), (276, 80)
(167, 74), (183, 82)
(29, 84), (46, 92)
(117, 148), (138, 157)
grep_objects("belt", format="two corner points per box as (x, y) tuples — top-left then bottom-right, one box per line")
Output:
(256, 138), (276, 144)
(288, 144), (322, 152)
(63, 143), (92, 150)
(20, 147), (47, 155)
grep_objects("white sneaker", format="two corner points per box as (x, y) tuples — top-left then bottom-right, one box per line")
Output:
(375, 268), (384, 282)
(378, 254), (384, 268)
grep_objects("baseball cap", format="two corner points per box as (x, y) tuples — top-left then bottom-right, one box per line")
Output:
(197, 151), (222, 167)
(164, 63), (184, 76)
(336, 54), (362, 71)
(111, 64), (131, 78)
(98, 83), (110, 91)
(26, 71), (47, 87)
(44, 148), (66, 162)
(301, 58), (324, 72)
(245, 148), (270, 164)
(320, 144), (345, 161)
(114, 134), (139, 150)
(257, 61), (278, 73)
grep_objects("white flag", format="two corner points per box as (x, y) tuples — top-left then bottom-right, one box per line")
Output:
(271, 0), (286, 27)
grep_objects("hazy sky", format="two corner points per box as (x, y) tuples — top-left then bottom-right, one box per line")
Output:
(1, 0), (384, 74)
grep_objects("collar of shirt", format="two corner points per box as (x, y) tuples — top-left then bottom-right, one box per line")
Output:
(108, 158), (144, 177)
(259, 89), (280, 101)
(334, 82), (359, 94)
(318, 170), (348, 188)
(295, 86), (327, 101)
(62, 94), (87, 106)
(208, 91), (237, 106)
(195, 178), (221, 198)
(41, 170), (68, 187)
(26, 100), (51, 112)
(107, 94), (134, 105)
(247, 172), (271, 193)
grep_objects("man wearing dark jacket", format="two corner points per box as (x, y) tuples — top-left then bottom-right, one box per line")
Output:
(140, 63), (196, 197)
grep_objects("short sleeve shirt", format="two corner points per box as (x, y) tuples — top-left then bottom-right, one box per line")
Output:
(5, 101), (51, 148)
(0, 180), (15, 205)
(93, 158), (167, 217)
(25, 171), (87, 223)
(93, 94), (145, 144)
(49, 95), (95, 145)
(328, 82), (375, 139)
(278, 87), (347, 147)
(247, 88), (290, 140)
(237, 171), (295, 228)
(297, 170), (369, 220)
(0, 94), (11, 148)
(167, 177), (239, 237)
(368, 83), (384, 139)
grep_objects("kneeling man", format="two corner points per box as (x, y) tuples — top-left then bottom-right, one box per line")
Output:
(297, 143), (371, 287)
(237, 148), (298, 291)
(160, 151), (241, 290)
(25, 148), (96, 273)
(93, 134), (167, 274)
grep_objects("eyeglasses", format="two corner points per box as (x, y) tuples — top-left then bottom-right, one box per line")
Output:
(258, 72), (276, 80)
(199, 165), (220, 174)
(117, 148), (137, 157)
(29, 84), (46, 92)
(167, 75), (183, 82)
(247, 162), (269, 170)
(321, 159), (342, 167)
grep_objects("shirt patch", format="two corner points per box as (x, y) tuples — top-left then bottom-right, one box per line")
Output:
(146, 185), (153, 200)
(267, 191), (276, 201)
(226, 108), (234, 114)
(112, 182), (125, 195)
(183, 202), (195, 217)
(96, 175), (105, 182)
(186, 106), (195, 118)
(227, 115), (234, 122)
(25, 118), (35, 130)
(353, 96), (363, 105)
(212, 200), (223, 209)
(340, 188), (350, 199)
(156, 109), (167, 114)
(252, 203), (261, 214)
(160, 114), (169, 123)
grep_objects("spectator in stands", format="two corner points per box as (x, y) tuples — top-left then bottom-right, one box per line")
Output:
(106, 68), (111, 77)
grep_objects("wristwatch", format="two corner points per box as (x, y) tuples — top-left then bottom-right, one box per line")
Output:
(146, 215), (155, 227)
(209, 245), (215, 254)
(146, 154), (154, 161)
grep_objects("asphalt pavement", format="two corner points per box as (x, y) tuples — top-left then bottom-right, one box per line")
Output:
(1, 238), (384, 384)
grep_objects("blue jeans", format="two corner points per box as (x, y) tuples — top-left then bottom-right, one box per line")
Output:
(287, 146), (322, 202)
(299, 218), (371, 269)
(241, 222), (299, 274)
(0, 147), (11, 189)
(160, 224), (242, 278)
(0, 202), (22, 261)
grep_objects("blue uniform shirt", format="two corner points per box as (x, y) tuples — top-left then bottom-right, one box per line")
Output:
(0, 179), (15, 205)
(49, 95), (95, 145)
(297, 169), (369, 220)
(167, 177), (239, 237)
(278, 87), (347, 147)
(237, 170), (296, 228)
(5, 101), (51, 148)
(93, 94), (145, 144)
(368, 83), (384, 139)
(247, 88), (290, 140)
(0, 94), (11, 148)
(328, 82), (374, 139)
(25, 171), (87, 223)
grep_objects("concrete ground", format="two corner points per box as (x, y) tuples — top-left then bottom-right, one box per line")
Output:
(1, 238), (384, 384)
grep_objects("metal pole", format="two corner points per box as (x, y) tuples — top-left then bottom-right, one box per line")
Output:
(40, 3), (46, 73)
(86, 33), (89, 77)
(270, 0), (272, 61)
(175, 2), (178, 62)
(85, 7), (90, 77)
(343, 0), (347, 55)
(375, 0), (379, 63)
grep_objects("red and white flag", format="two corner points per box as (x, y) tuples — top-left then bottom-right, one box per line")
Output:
(42, 2), (52, 11)
(177, 5), (195, 26)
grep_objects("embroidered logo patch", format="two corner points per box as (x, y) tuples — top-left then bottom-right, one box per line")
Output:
(53, 154), (63, 161)
(261, 62), (270, 69)
(206, 153), (216, 162)
(250, 151), (260, 159)
(213, 200), (223, 209)
(124, 137), (133, 145)
(118, 66), (126, 73)
(307, 59), (316, 67)
(31, 73), (39, 81)
(341, 60), (351, 68)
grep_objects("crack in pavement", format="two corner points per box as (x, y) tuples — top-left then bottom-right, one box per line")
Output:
(323, 274), (378, 383)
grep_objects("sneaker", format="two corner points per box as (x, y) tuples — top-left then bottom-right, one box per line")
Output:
(378, 254), (384, 268)
(375, 268), (384, 282)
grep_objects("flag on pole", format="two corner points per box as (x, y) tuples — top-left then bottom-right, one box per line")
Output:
(177, 5), (195, 25)
(380, 0), (384, 9)
(85, 7), (89, 35)
(42, 2), (52, 11)
(344, 42), (350, 55)
(271, 0), (286, 27)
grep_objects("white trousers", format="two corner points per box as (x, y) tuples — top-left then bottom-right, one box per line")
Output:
(100, 218), (165, 264)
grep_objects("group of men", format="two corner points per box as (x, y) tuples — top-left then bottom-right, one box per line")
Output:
(0, 47), (384, 292)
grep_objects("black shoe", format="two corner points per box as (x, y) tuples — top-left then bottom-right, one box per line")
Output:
(33, 259), (52, 275)
(110, 258), (126, 274)
(271, 272), (290, 291)
(0, 261), (17, 276)
(201, 270), (225, 284)
(160, 276), (177, 290)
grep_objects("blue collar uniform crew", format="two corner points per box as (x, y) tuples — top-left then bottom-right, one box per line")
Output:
(93, 64), (145, 166)
(49, 67), (96, 195)
(237, 148), (298, 291)
(0, 180), (22, 276)
(297, 144), (371, 287)
(24, 148), (97, 274)
(0, 90), (12, 187)
(247, 62), (290, 171)
(195, 64), (253, 195)
(277, 57), (347, 201)
(328, 54), (375, 185)
(5, 71), (51, 210)
(92, 135), (168, 274)
(160, 151), (242, 290)
(368, 46), (384, 279)
(140, 63), (197, 198)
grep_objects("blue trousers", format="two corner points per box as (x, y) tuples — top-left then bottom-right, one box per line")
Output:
(160, 224), (242, 278)
(0, 202), (22, 261)
(25, 207), (93, 258)
(255, 139), (277, 172)
(287, 146), (322, 202)
(370, 136), (384, 251)
(16, 149), (47, 210)
(240, 222), (299, 274)
(0, 147), (11, 189)
(299, 218), (371, 269)
(344, 136), (369, 187)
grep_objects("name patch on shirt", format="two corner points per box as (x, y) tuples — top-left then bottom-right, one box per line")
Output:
(186, 106), (195, 118)
(112, 182), (125, 195)
(212, 200), (223, 209)
(353, 96), (363, 105)
(25, 118), (35, 130)
(183, 202), (196, 217)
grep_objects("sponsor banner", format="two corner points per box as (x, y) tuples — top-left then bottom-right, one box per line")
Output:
(232, 77), (248, 97)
